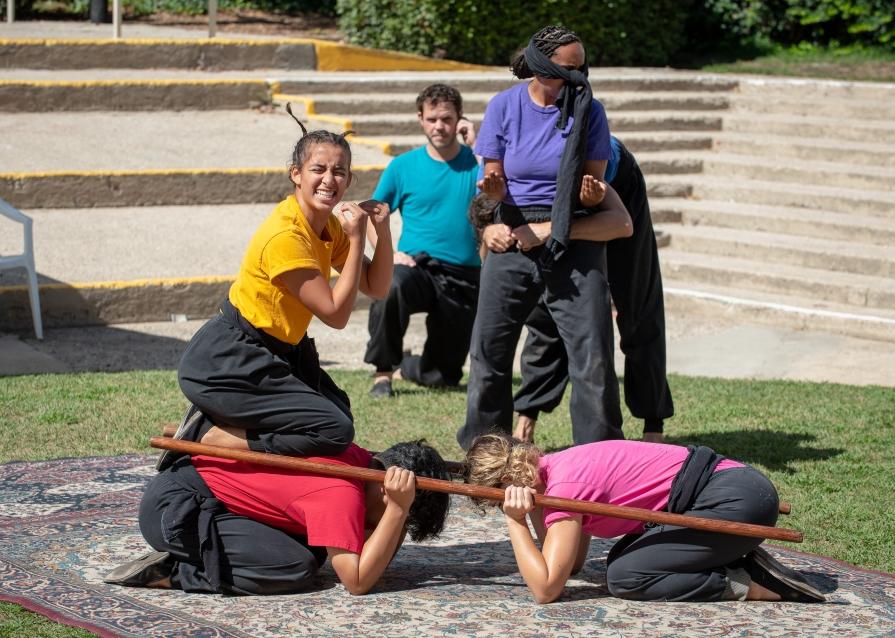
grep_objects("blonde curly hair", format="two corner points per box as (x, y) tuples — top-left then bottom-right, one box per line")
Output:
(465, 434), (541, 506)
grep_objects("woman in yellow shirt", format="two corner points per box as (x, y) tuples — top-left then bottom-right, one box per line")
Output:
(158, 124), (393, 470)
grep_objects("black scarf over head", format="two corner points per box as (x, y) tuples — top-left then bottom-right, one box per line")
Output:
(522, 40), (592, 269)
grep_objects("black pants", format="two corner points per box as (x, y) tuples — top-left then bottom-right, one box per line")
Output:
(139, 460), (326, 595)
(364, 255), (480, 387)
(606, 467), (779, 601)
(514, 141), (674, 431)
(178, 300), (354, 457)
(457, 241), (622, 450)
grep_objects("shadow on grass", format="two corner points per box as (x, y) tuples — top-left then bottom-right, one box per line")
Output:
(665, 430), (844, 474)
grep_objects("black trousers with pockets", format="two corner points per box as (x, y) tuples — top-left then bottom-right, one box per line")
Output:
(178, 299), (354, 457)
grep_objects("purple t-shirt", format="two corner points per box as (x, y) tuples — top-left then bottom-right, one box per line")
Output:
(539, 441), (744, 538)
(475, 82), (611, 207)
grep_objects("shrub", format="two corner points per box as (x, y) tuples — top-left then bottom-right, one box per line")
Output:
(337, 0), (694, 67)
(691, 0), (893, 50)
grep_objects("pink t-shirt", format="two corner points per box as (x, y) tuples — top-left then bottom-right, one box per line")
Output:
(539, 441), (743, 538)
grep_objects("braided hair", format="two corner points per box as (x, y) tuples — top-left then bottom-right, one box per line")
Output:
(510, 25), (582, 79)
(285, 102), (354, 182)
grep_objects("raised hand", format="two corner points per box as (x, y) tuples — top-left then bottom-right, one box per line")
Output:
(580, 174), (607, 208)
(478, 170), (507, 202)
(358, 199), (390, 226)
(502, 485), (537, 522)
(336, 201), (369, 241)
(458, 118), (477, 147)
(383, 466), (416, 513)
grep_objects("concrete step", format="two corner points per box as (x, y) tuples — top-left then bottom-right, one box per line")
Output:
(661, 175), (895, 218)
(0, 78), (274, 111)
(0, 167), (381, 208)
(721, 112), (895, 144)
(0, 110), (390, 173)
(696, 151), (895, 192)
(734, 75), (895, 106)
(0, 203), (263, 329)
(657, 198), (895, 246)
(309, 111), (724, 137)
(0, 169), (693, 209)
(302, 91), (731, 116)
(710, 132), (895, 167)
(364, 132), (715, 156)
(657, 224), (895, 277)
(0, 38), (318, 70)
(730, 93), (895, 121)
(276, 71), (739, 95)
(662, 282), (895, 342)
(659, 249), (895, 310)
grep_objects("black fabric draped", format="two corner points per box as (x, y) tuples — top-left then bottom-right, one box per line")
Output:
(522, 41), (592, 268)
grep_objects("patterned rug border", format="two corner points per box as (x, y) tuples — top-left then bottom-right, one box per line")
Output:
(1, 591), (121, 638)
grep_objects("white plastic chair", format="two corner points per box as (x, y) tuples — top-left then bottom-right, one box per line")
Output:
(0, 198), (43, 339)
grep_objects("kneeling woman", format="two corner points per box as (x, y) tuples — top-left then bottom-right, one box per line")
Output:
(465, 435), (824, 603)
(107, 441), (449, 595)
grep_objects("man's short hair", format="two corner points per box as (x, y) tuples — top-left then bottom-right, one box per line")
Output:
(416, 83), (463, 117)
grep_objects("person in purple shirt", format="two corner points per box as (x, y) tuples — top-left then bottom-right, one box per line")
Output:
(465, 433), (826, 604)
(456, 25), (633, 451)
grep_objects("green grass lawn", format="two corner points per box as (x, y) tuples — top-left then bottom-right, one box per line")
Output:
(702, 44), (895, 83)
(1, 370), (894, 636)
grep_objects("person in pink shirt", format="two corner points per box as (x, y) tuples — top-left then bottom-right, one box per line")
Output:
(465, 434), (825, 603)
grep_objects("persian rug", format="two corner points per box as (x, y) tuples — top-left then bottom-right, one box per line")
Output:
(1, 455), (894, 638)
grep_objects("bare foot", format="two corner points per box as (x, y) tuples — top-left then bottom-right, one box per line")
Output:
(746, 580), (782, 601)
(200, 425), (249, 450)
(147, 576), (173, 589)
(642, 432), (665, 444)
(514, 415), (536, 443)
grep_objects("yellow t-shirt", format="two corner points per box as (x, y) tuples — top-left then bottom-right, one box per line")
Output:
(229, 196), (351, 345)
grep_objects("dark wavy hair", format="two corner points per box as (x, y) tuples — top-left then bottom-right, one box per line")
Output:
(373, 440), (451, 542)
(467, 193), (498, 248)
(285, 102), (353, 181)
(510, 25), (583, 79)
(415, 83), (463, 118)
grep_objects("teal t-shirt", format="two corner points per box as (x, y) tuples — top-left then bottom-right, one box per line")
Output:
(372, 145), (480, 267)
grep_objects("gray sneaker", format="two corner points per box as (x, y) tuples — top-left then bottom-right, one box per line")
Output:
(155, 404), (205, 472)
(104, 551), (173, 587)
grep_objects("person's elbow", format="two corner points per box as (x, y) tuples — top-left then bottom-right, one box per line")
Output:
(529, 583), (563, 604)
(314, 308), (351, 330)
(344, 581), (373, 596)
(364, 279), (391, 300)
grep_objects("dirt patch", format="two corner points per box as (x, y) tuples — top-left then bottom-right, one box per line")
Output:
(134, 9), (343, 40)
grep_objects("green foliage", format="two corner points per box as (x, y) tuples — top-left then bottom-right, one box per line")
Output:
(691, 0), (893, 51)
(337, 0), (694, 67)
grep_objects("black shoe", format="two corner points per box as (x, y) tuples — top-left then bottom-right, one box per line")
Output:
(369, 379), (394, 399)
(746, 546), (826, 602)
(156, 404), (205, 472)
(104, 551), (173, 587)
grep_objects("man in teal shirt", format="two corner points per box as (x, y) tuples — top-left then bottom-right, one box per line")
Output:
(364, 84), (480, 397)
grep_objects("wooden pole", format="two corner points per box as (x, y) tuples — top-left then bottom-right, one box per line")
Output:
(149, 436), (804, 543)
(157, 423), (791, 514)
